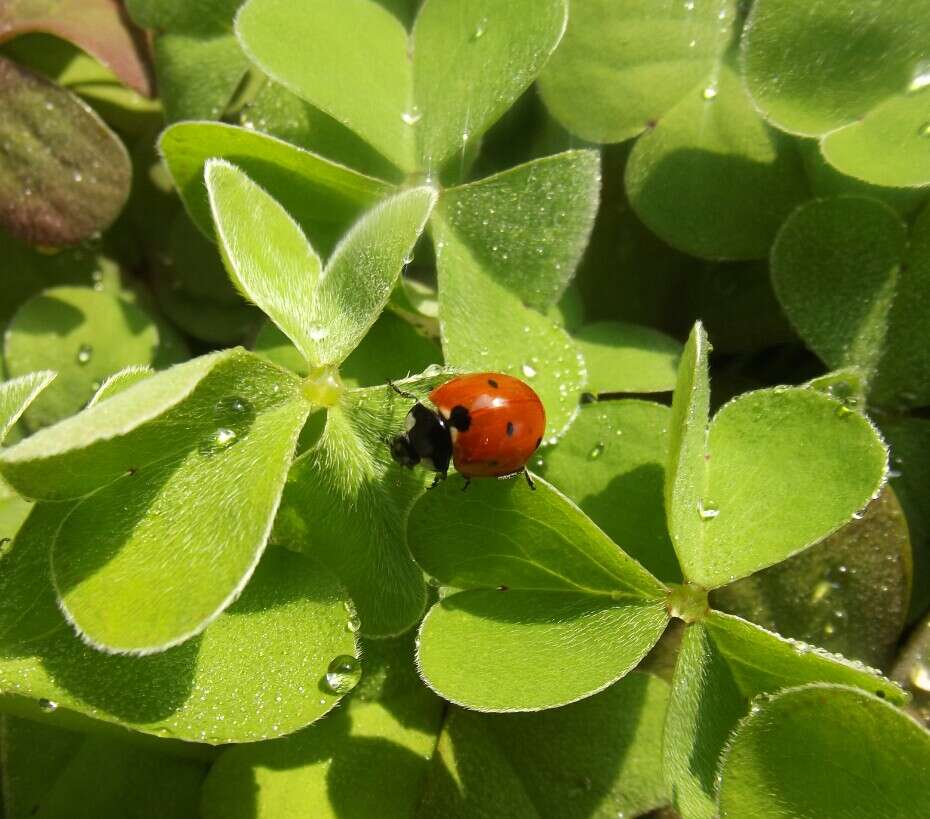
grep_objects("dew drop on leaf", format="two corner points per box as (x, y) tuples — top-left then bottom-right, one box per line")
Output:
(308, 325), (329, 342)
(697, 500), (720, 520)
(521, 362), (537, 378)
(919, 121), (930, 138)
(208, 428), (237, 451)
(701, 85), (718, 101)
(908, 61), (930, 93)
(587, 441), (606, 460)
(324, 655), (361, 695)
(38, 698), (58, 712)
(401, 108), (422, 126)
(76, 344), (93, 365)
(215, 396), (251, 417)
(346, 614), (361, 633)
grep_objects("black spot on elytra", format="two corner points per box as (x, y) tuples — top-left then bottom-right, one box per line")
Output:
(489, 460), (499, 467)
(449, 405), (471, 431)
(535, 436), (542, 449)
(487, 378), (499, 388)
(506, 421), (515, 437)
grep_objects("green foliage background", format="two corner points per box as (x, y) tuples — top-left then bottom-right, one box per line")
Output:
(0, 0), (929, 817)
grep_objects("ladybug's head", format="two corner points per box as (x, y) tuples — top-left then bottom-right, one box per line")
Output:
(390, 403), (452, 475)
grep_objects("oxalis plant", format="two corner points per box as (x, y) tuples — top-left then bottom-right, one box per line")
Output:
(0, 0), (930, 817)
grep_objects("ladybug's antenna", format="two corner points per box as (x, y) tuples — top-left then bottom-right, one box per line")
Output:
(387, 380), (418, 400)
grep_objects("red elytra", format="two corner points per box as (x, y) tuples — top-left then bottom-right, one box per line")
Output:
(429, 372), (546, 478)
(388, 372), (546, 487)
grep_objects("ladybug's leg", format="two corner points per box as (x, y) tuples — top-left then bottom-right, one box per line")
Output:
(460, 477), (472, 492)
(428, 472), (446, 490)
(387, 379), (418, 400)
(522, 467), (536, 491)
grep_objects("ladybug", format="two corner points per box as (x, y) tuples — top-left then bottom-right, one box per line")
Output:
(389, 372), (546, 490)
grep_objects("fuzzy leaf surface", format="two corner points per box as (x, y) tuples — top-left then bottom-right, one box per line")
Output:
(409, 477), (668, 710)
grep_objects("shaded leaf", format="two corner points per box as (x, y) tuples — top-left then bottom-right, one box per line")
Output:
(3, 287), (162, 430)
(239, 78), (401, 181)
(664, 613), (905, 819)
(884, 418), (930, 620)
(770, 195), (930, 407)
(574, 321), (681, 395)
(419, 671), (671, 818)
(0, 231), (121, 329)
(202, 633), (444, 819)
(273, 370), (450, 638)
(536, 400), (681, 583)
(0, 505), (357, 743)
(126, 0), (248, 121)
(538, 0), (736, 144)
(1, 34), (160, 136)
(0, 717), (206, 819)
(718, 685), (930, 818)
(0, 57), (130, 246)
(625, 55), (809, 260)
(742, 0), (930, 186)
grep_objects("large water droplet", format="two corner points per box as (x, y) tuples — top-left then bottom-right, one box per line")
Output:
(324, 655), (361, 695)
(38, 698), (58, 712)
(76, 344), (93, 365)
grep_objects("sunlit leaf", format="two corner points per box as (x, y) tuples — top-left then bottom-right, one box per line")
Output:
(409, 477), (668, 710)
